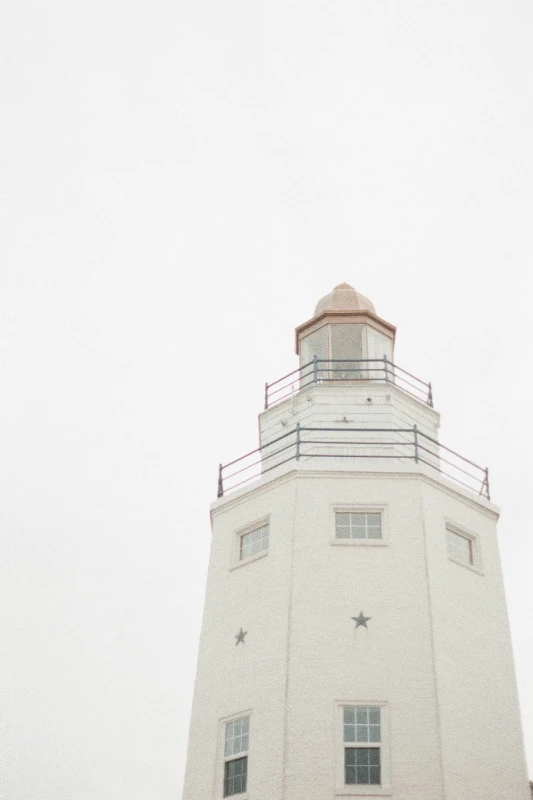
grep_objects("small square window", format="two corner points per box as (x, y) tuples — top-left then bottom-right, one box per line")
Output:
(336, 512), (382, 540)
(239, 523), (269, 561)
(446, 524), (478, 569)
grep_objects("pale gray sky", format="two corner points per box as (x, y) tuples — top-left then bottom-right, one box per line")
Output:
(1, 1), (532, 798)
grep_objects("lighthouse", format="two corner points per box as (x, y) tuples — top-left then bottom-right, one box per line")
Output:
(183, 284), (530, 800)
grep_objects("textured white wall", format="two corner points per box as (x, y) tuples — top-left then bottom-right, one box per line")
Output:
(183, 464), (530, 799)
(421, 482), (530, 799)
(182, 478), (296, 799)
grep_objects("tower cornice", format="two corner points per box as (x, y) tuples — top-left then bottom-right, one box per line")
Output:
(210, 468), (500, 523)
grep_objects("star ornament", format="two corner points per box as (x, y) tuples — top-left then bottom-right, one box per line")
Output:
(235, 628), (247, 645)
(352, 611), (371, 629)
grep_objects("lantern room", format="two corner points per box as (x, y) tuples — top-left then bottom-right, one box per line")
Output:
(295, 283), (396, 381)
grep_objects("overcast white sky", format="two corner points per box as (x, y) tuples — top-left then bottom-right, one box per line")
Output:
(1, 1), (533, 798)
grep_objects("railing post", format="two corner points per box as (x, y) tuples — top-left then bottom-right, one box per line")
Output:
(484, 467), (490, 501)
(264, 382), (269, 410)
(217, 463), (224, 498)
(428, 382), (434, 407)
(295, 423), (301, 461)
(383, 355), (389, 383)
(413, 424), (419, 463)
(313, 355), (318, 383)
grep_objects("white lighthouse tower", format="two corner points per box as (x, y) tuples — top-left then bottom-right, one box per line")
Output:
(183, 284), (530, 800)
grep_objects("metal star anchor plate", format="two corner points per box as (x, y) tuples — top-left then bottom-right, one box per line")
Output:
(352, 612), (371, 629)
(235, 628), (247, 645)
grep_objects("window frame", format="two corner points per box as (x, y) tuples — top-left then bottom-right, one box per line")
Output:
(445, 520), (482, 574)
(218, 711), (252, 799)
(231, 517), (270, 569)
(335, 702), (391, 796)
(299, 322), (393, 379)
(331, 505), (388, 547)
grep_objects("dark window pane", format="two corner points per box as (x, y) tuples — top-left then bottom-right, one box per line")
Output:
(343, 706), (355, 724)
(224, 757), (248, 797)
(345, 748), (356, 766)
(345, 766), (356, 784)
(369, 725), (380, 742)
(344, 724), (356, 742)
(369, 766), (381, 784)
(356, 767), (370, 784)
(346, 748), (381, 785)
(356, 725), (368, 742)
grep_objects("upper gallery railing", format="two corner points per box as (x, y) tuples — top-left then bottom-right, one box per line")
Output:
(264, 357), (433, 409)
(217, 425), (490, 501)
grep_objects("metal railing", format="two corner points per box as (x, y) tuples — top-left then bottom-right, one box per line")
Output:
(217, 425), (490, 501)
(265, 357), (433, 409)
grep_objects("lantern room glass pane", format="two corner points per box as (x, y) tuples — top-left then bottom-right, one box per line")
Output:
(330, 325), (365, 379)
(366, 327), (393, 379)
(300, 326), (329, 381)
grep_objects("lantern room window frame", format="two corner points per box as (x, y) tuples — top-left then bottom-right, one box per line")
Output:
(298, 320), (394, 384)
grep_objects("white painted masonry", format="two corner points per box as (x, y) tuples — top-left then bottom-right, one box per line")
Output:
(182, 285), (530, 800)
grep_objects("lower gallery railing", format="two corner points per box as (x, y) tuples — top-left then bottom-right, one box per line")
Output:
(217, 426), (490, 501)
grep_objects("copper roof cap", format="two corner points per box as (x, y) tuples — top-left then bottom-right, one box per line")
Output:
(314, 283), (376, 317)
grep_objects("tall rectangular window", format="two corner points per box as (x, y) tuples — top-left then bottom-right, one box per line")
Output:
(343, 706), (381, 786)
(446, 528), (473, 566)
(336, 512), (382, 540)
(240, 523), (269, 560)
(223, 716), (249, 797)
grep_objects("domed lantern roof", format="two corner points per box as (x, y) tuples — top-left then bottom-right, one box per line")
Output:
(314, 282), (376, 316)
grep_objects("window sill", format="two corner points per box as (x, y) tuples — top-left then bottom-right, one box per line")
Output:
(230, 550), (269, 571)
(447, 555), (484, 576)
(331, 539), (388, 547)
(335, 786), (391, 797)
(335, 787), (391, 797)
